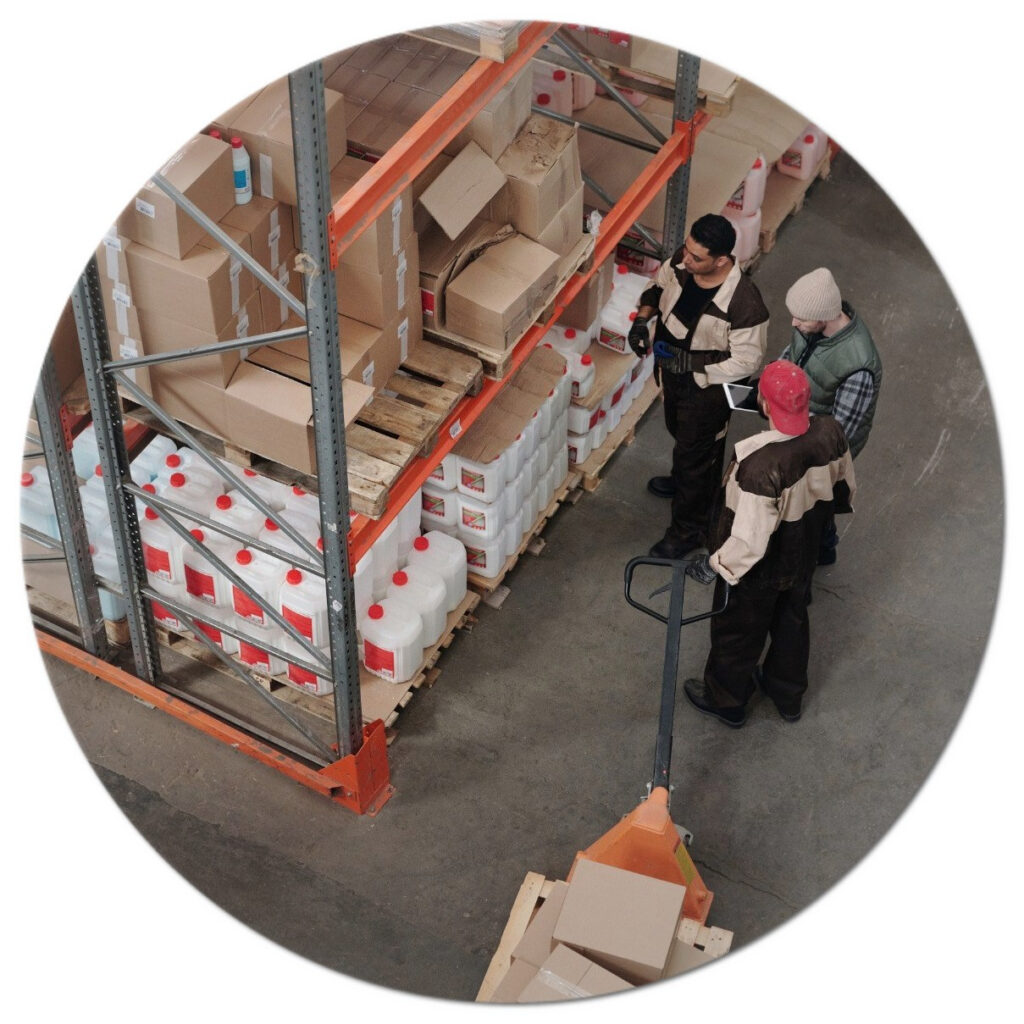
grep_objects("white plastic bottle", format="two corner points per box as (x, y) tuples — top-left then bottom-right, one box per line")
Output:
(230, 548), (288, 629)
(456, 451), (506, 504)
(231, 135), (253, 205)
(405, 532), (468, 613)
(237, 630), (287, 677)
(211, 491), (266, 539)
(458, 491), (505, 542)
(777, 125), (828, 181)
(284, 485), (321, 519)
(591, 407), (610, 449)
(609, 263), (650, 311)
(192, 614), (240, 656)
(352, 546), (375, 628)
(396, 487), (423, 565)
(532, 66), (574, 116)
(461, 532), (506, 580)
(132, 433), (177, 482)
(20, 469), (60, 541)
(386, 566), (447, 646)
(567, 352), (595, 400)
(258, 511), (321, 563)
(155, 451), (222, 492)
(139, 506), (187, 595)
(359, 599), (424, 684)
(234, 467), (289, 510)
(554, 443), (569, 488)
(71, 424), (100, 480)
(280, 636), (332, 695)
(568, 402), (602, 436)
(544, 325), (590, 356)
(279, 567), (329, 647)
(150, 597), (186, 632)
(567, 430), (593, 467)
(182, 527), (234, 608)
(598, 306), (642, 354)
(420, 479), (461, 533)
(370, 517), (401, 602)
(426, 453), (459, 490)
(725, 154), (769, 216)
(89, 542), (126, 621)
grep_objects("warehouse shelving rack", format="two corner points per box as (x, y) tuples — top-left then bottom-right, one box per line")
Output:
(29, 21), (707, 813)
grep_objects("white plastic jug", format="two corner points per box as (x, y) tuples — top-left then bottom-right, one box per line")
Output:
(421, 479), (461, 531)
(284, 485), (322, 519)
(235, 466), (289, 510)
(258, 509), (321, 557)
(553, 407), (569, 448)
(552, 359), (573, 414)
(352, 547), (375, 628)
(359, 598), (424, 684)
(132, 433), (177, 482)
(396, 487), (423, 565)
(279, 567), (329, 647)
(504, 507), (524, 557)
(532, 65), (574, 116)
(154, 450), (222, 493)
(461, 530), (506, 580)
(280, 636), (332, 695)
(598, 306), (642, 354)
(544, 325), (590, 356)
(158, 470), (222, 521)
(405, 531), (468, 613)
(458, 491), (505, 542)
(591, 407), (609, 449)
(150, 597), (186, 632)
(20, 469), (60, 541)
(537, 388), (556, 439)
(503, 433), (527, 483)
(140, 506), (187, 593)
(723, 206), (763, 263)
(193, 613), (240, 656)
(456, 451), (506, 504)
(183, 527), (234, 608)
(71, 424), (100, 480)
(608, 263), (650, 311)
(387, 565), (447, 646)
(230, 548), (288, 629)
(537, 459), (554, 512)
(211, 491), (266, 540)
(572, 70), (597, 110)
(567, 430), (593, 467)
(777, 125), (828, 181)
(554, 442), (570, 488)
(502, 472), (524, 521)
(567, 352), (596, 400)
(725, 154), (769, 216)
(371, 517), (401, 601)
(237, 630), (287, 677)
(427, 453), (459, 490)
(567, 401), (602, 436)
(89, 542), (126, 621)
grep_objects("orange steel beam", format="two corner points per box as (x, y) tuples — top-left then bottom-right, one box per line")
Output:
(327, 21), (557, 269)
(37, 630), (394, 814)
(345, 113), (710, 563)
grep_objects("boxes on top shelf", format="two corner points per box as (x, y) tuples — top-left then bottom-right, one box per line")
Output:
(445, 68), (533, 161)
(324, 66), (391, 126)
(116, 134), (235, 260)
(346, 82), (437, 159)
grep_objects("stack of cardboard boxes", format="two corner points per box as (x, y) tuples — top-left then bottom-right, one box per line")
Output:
(485, 860), (732, 1003)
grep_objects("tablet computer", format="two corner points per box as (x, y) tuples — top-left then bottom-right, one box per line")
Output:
(723, 383), (755, 411)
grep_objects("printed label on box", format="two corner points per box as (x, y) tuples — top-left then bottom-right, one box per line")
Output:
(233, 587), (265, 624)
(780, 150), (802, 169)
(185, 566), (216, 603)
(135, 197), (156, 219)
(449, 419), (462, 440)
(398, 318), (409, 362)
(143, 543), (172, 581)
(396, 251), (407, 308)
(361, 362), (375, 388)
(363, 640), (395, 680)
(282, 605), (314, 642)
(391, 200), (403, 254)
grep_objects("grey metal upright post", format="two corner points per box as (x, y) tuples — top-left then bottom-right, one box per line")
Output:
(662, 51), (702, 255)
(289, 63), (363, 758)
(73, 258), (161, 682)
(33, 350), (108, 658)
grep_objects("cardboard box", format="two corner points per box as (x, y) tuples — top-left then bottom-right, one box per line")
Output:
(107, 325), (151, 395)
(221, 196), (294, 274)
(330, 156), (413, 270)
(662, 935), (715, 977)
(531, 185), (585, 258)
(497, 115), (582, 240)
(559, 253), (614, 330)
(487, 959), (540, 1004)
(395, 53), (467, 95)
(517, 944), (634, 1002)
(419, 141), (506, 241)
(117, 135), (234, 260)
(347, 83), (436, 158)
(335, 235), (419, 328)
(447, 69), (533, 160)
(511, 881), (570, 969)
(340, 37), (417, 79)
(552, 859), (685, 985)
(418, 219), (507, 325)
(444, 233), (559, 351)
(573, 341), (637, 412)
(324, 65), (391, 121)
(258, 249), (304, 331)
(136, 289), (263, 386)
(125, 238), (257, 334)
(47, 298), (83, 396)
(562, 26), (633, 66)
(233, 78), (347, 205)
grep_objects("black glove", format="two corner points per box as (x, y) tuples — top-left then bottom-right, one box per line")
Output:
(627, 317), (651, 357)
(685, 553), (717, 585)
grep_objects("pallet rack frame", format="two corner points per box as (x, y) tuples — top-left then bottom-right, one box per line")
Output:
(29, 20), (705, 813)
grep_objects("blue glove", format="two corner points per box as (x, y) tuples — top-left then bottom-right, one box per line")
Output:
(685, 553), (717, 585)
(653, 340), (677, 360)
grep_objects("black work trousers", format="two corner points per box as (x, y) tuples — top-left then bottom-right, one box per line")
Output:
(702, 575), (812, 714)
(661, 370), (731, 548)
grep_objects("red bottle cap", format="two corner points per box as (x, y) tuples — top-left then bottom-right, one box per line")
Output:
(286, 569), (303, 585)
(170, 472), (186, 488)
(392, 571), (408, 586)
(231, 136), (244, 149)
(191, 529), (205, 542)
(537, 93), (551, 105)
(264, 518), (279, 531)
(166, 454), (181, 468)
(244, 468), (257, 477)
(565, 328), (576, 338)
(293, 486), (306, 496)
(629, 311), (637, 321)
(20, 472), (33, 487)
(216, 494), (232, 510)
(209, 129), (222, 140)
(753, 157), (763, 169)
(542, 342), (552, 349)
(142, 483), (156, 494)
(581, 354), (592, 365)
(553, 69), (567, 81)
(89, 544), (96, 555)
(317, 537), (324, 552)
(236, 549), (253, 565)
(413, 536), (429, 551)
(368, 604), (384, 620)
(145, 508), (158, 520)
(804, 134), (814, 144)
(600, 409), (607, 419)
(616, 264), (628, 274)
(95, 464), (103, 477)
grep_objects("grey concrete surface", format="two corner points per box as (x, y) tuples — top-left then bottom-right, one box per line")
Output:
(40, 150), (1001, 1003)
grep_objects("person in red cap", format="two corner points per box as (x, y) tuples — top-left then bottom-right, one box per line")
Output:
(681, 360), (856, 726)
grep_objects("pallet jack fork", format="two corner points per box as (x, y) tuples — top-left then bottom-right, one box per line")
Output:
(569, 556), (729, 925)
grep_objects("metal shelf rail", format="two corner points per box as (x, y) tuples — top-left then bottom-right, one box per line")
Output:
(31, 21), (704, 814)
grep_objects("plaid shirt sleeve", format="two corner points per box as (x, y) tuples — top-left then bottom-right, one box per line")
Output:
(832, 370), (875, 441)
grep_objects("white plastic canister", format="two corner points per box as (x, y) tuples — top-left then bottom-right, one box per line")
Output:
(279, 567), (329, 647)
(461, 531), (506, 580)
(140, 507), (187, 593)
(568, 352), (595, 400)
(504, 507), (524, 557)
(280, 636), (332, 695)
(183, 528), (234, 608)
(420, 479), (461, 532)
(568, 402), (602, 436)
(132, 434), (177, 482)
(426, 453), (459, 490)
(405, 532), (468, 613)
(352, 546), (375, 628)
(456, 451), (506, 504)
(457, 491), (505, 542)
(236, 467), (289, 510)
(237, 630), (287, 677)
(598, 306), (640, 354)
(150, 597), (186, 632)
(285, 485), (321, 519)
(20, 470), (60, 540)
(532, 65), (574, 116)
(155, 451), (222, 493)
(777, 125), (828, 181)
(397, 487), (423, 565)
(259, 511), (321, 562)
(567, 430), (593, 467)
(723, 206), (763, 263)
(231, 548), (287, 628)
(71, 424), (100, 480)
(387, 565), (447, 646)
(725, 154), (769, 216)
(544, 326), (590, 356)
(359, 598), (424, 684)
(158, 471), (222, 520)
(370, 517), (401, 602)
(193, 614), (240, 656)
(89, 542), (126, 621)
(212, 491), (266, 539)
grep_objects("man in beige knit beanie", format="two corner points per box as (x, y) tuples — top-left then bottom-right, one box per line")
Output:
(780, 267), (882, 563)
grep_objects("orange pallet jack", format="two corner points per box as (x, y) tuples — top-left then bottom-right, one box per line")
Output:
(568, 556), (729, 925)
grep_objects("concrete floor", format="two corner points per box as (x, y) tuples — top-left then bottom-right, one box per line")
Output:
(38, 152), (1001, 1004)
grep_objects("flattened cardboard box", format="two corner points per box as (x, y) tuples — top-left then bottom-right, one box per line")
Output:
(444, 233), (560, 351)
(572, 342), (637, 412)
(486, 958), (540, 1004)
(497, 115), (583, 240)
(233, 78), (347, 206)
(335, 236), (419, 329)
(330, 155), (414, 271)
(221, 196), (294, 275)
(517, 944), (634, 1002)
(117, 134), (234, 259)
(125, 238), (258, 335)
(552, 859), (685, 985)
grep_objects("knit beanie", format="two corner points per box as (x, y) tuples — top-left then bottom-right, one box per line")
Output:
(785, 267), (842, 321)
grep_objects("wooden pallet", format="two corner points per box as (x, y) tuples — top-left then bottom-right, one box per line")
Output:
(477, 871), (735, 1002)
(153, 590), (481, 743)
(466, 469), (581, 601)
(121, 339), (483, 519)
(758, 153), (832, 256)
(573, 374), (661, 493)
(407, 21), (526, 62)
(425, 233), (596, 381)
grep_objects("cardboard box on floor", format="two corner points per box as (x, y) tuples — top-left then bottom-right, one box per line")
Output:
(221, 196), (294, 276)
(444, 233), (559, 351)
(496, 115), (582, 240)
(149, 358), (373, 475)
(116, 134), (235, 260)
(231, 78), (347, 206)
(330, 155), (414, 271)
(552, 859), (685, 985)
(517, 944), (634, 1002)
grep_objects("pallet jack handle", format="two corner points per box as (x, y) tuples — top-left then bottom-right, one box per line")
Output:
(624, 556), (730, 796)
